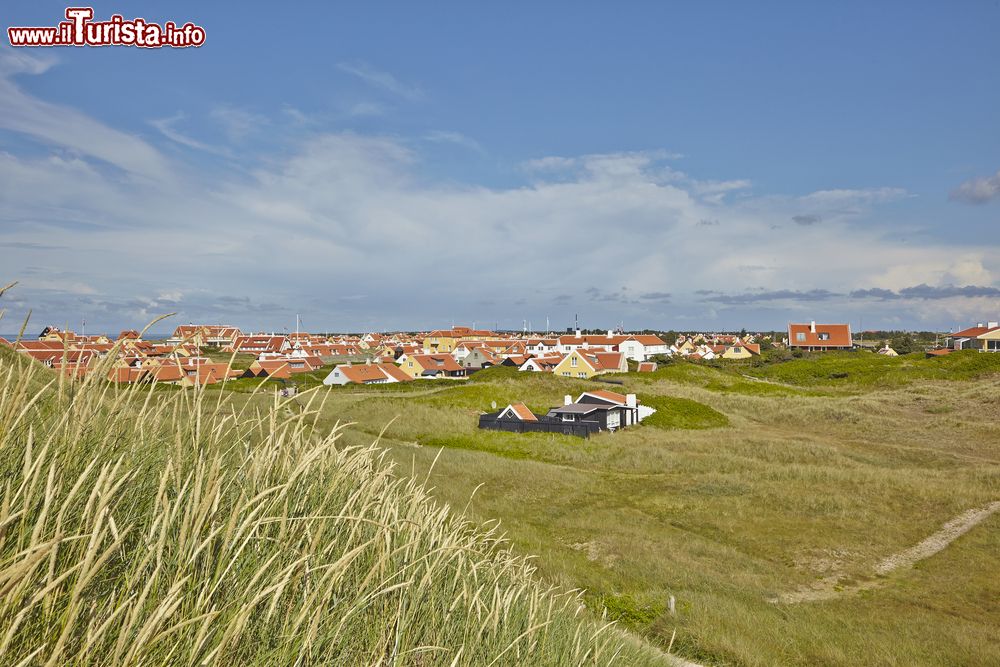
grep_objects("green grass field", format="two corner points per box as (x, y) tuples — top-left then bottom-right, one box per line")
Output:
(265, 352), (1000, 666)
(6, 344), (998, 665)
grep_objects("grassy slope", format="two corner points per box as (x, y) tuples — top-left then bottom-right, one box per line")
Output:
(0, 347), (669, 666)
(296, 354), (1000, 666)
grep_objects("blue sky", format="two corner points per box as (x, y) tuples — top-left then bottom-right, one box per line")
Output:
(1, 1), (999, 333)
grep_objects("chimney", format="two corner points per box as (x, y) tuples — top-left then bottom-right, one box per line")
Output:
(607, 329), (613, 338)
(810, 321), (816, 333)
(626, 393), (637, 408)
(575, 329), (582, 339)
(564, 395), (572, 406)
(977, 322), (984, 328)
(989, 321), (999, 328)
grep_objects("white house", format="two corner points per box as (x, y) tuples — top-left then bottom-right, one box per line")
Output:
(619, 335), (669, 362)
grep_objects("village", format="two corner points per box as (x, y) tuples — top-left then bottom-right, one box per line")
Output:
(3, 320), (998, 390)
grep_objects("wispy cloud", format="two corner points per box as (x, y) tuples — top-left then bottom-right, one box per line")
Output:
(0, 54), (996, 331)
(210, 105), (267, 142)
(950, 170), (1000, 204)
(149, 113), (227, 155)
(423, 130), (484, 154)
(346, 101), (386, 117)
(336, 61), (424, 101)
(705, 289), (840, 305)
(0, 49), (171, 182)
(851, 284), (1000, 300)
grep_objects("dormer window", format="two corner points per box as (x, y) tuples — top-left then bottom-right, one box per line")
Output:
(818, 332), (830, 340)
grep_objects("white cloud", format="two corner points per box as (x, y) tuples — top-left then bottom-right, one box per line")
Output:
(336, 61), (424, 101)
(950, 170), (1000, 204)
(0, 49), (172, 182)
(149, 113), (227, 155)
(0, 58), (996, 331)
(423, 130), (483, 154)
(210, 105), (267, 142)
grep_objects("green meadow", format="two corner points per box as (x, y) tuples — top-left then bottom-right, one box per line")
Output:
(5, 345), (999, 665)
(269, 351), (1000, 666)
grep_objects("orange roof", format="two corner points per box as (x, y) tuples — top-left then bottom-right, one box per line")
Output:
(788, 323), (852, 348)
(507, 402), (538, 421)
(557, 334), (628, 347)
(150, 365), (186, 382)
(580, 389), (627, 404)
(16, 340), (66, 351)
(338, 364), (389, 383)
(626, 335), (667, 346)
(529, 355), (564, 368)
(951, 325), (998, 338)
(637, 362), (656, 372)
(411, 354), (464, 372)
(379, 363), (413, 382)
(251, 360), (292, 379)
(584, 351), (625, 371)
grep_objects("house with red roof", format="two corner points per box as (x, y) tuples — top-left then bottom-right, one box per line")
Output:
(518, 355), (564, 372)
(323, 361), (413, 385)
(787, 321), (853, 351)
(230, 335), (289, 355)
(619, 335), (669, 361)
(948, 321), (1000, 352)
(552, 349), (628, 379)
(401, 353), (468, 379)
(496, 402), (538, 422)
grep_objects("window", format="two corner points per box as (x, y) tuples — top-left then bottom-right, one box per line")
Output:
(562, 414), (575, 422)
(796, 332), (805, 342)
(562, 371), (570, 376)
(818, 332), (830, 341)
(578, 372), (586, 378)
(571, 356), (578, 367)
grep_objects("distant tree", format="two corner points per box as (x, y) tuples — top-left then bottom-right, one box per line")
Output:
(890, 334), (916, 355)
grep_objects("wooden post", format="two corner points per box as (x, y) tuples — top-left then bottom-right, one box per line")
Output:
(668, 595), (676, 616)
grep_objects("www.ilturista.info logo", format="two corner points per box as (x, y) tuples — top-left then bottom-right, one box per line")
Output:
(8, 7), (206, 48)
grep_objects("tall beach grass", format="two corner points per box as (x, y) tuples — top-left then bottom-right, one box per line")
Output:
(0, 345), (667, 666)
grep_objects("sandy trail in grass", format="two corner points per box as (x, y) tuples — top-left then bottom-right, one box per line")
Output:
(774, 500), (1000, 604)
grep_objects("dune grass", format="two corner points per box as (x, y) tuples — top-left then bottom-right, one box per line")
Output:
(317, 355), (1000, 666)
(0, 345), (669, 666)
(744, 349), (1000, 387)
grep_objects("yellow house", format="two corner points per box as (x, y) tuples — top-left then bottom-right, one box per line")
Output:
(553, 349), (627, 379)
(39, 327), (77, 345)
(676, 339), (696, 354)
(978, 328), (1000, 352)
(421, 326), (494, 353)
(422, 330), (459, 352)
(400, 353), (467, 379)
(720, 343), (761, 360)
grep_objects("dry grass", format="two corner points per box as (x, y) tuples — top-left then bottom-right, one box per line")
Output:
(0, 345), (670, 666)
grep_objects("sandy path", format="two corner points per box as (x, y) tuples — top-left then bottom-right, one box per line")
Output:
(774, 500), (1000, 604)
